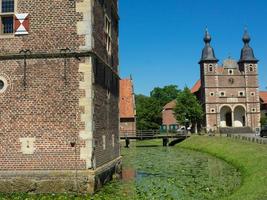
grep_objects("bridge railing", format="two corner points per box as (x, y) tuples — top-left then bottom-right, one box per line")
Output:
(120, 129), (187, 138)
(120, 130), (159, 137)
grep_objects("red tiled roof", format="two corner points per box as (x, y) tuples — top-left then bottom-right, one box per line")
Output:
(119, 79), (135, 118)
(260, 91), (267, 104)
(191, 80), (201, 93)
(163, 100), (176, 109)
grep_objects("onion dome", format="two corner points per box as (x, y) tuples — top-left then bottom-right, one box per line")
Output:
(199, 28), (218, 64)
(239, 29), (258, 63)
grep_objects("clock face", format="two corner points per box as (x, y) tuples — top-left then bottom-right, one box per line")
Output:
(228, 78), (234, 84)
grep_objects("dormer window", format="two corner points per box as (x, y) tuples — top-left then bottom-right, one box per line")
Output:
(0, 0), (15, 34)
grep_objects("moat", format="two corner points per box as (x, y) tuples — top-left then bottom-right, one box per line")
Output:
(92, 140), (241, 200)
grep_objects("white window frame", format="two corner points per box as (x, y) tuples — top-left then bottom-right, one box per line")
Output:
(104, 14), (112, 55)
(220, 91), (225, 97)
(238, 91), (245, 97)
(228, 69), (234, 75)
(0, 0), (16, 35)
(102, 135), (106, 150)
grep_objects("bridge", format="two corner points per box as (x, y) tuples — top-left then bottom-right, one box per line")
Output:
(120, 130), (189, 147)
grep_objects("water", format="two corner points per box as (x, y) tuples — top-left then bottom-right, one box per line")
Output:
(93, 141), (241, 200)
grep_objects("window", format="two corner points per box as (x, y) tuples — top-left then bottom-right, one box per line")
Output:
(249, 66), (254, 72)
(220, 91), (225, 97)
(0, 0), (15, 34)
(210, 92), (214, 96)
(228, 69), (233, 75)
(102, 135), (106, 150)
(210, 108), (215, 113)
(112, 134), (115, 148)
(104, 15), (112, 55)
(252, 108), (256, 112)
(238, 91), (245, 97)
(251, 92), (255, 96)
(0, 76), (8, 93)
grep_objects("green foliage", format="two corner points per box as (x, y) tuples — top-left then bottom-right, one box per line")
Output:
(150, 85), (180, 107)
(260, 114), (267, 126)
(179, 136), (267, 200)
(174, 87), (203, 125)
(135, 94), (162, 130)
(135, 85), (180, 130)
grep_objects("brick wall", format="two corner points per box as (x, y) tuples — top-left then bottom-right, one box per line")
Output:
(0, 58), (86, 170)
(162, 109), (177, 126)
(0, 0), (80, 53)
(0, 0), (120, 172)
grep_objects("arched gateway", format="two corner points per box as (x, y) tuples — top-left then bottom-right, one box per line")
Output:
(220, 106), (232, 127)
(220, 105), (246, 128)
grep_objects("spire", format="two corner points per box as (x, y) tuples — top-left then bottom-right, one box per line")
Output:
(199, 28), (218, 64)
(239, 28), (258, 63)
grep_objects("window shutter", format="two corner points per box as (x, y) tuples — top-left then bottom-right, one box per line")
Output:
(15, 13), (29, 35)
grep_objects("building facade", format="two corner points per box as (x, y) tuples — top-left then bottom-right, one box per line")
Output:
(0, 0), (121, 193)
(199, 29), (261, 132)
(162, 100), (178, 132)
(119, 78), (136, 135)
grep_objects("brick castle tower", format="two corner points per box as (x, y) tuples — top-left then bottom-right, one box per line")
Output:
(0, 0), (121, 193)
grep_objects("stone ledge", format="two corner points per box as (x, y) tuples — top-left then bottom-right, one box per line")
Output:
(0, 157), (122, 194)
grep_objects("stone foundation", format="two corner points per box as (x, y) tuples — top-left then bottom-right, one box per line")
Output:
(0, 157), (122, 194)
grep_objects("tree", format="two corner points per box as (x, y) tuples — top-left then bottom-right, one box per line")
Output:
(135, 94), (162, 130)
(150, 85), (180, 107)
(135, 85), (180, 130)
(174, 87), (203, 133)
(260, 114), (267, 126)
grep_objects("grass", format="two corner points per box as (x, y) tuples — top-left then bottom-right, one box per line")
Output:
(178, 135), (267, 200)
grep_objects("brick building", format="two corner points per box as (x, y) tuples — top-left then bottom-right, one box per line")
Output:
(0, 0), (121, 193)
(260, 91), (267, 116)
(162, 100), (178, 131)
(162, 30), (264, 133)
(198, 29), (260, 132)
(119, 77), (136, 135)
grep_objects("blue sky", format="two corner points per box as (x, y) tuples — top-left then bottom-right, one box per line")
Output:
(119, 0), (267, 95)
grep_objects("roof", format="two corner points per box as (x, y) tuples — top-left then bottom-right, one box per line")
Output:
(260, 91), (267, 104)
(223, 59), (238, 69)
(191, 80), (201, 94)
(199, 29), (218, 63)
(163, 100), (176, 109)
(239, 30), (258, 63)
(119, 78), (136, 118)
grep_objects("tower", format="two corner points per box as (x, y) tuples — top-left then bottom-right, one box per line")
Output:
(199, 29), (219, 130)
(238, 29), (261, 131)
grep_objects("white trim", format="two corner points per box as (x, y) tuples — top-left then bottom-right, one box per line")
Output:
(0, 75), (8, 93)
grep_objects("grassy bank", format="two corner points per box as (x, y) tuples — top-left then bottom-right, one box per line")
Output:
(178, 136), (267, 200)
